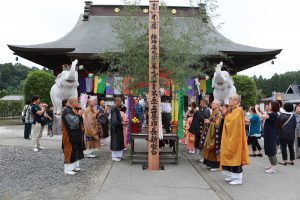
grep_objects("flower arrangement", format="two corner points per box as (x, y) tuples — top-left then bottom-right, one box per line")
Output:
(131, 116), (140, 133)
(131, 116), (140, 124)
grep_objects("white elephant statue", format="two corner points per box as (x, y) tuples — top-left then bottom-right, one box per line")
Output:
(50, 59), (79, 114)
(212, 62), (237, 104)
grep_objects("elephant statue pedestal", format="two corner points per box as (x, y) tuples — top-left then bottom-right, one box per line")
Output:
(52, 115), (62, 135)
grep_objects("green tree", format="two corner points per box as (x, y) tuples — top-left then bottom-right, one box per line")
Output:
(23, 71), (55, 105)
(0, 63), (37, 95)
(233, 75), (257, 107)
(253, 70), (300, 96)
(99, 1), (220, 89)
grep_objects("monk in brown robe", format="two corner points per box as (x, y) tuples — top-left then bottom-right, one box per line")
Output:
(202, 100), (222, 171)
(62, 97), (85, 175)
(83, 98), (100, 158)
(220, 94), (249, 185)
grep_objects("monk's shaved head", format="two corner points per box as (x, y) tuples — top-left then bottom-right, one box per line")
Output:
(68, 97), (79, 108)
(213, 100), (221, 107)
(100, 100), (105, 106)
(230, 94), (241, 103)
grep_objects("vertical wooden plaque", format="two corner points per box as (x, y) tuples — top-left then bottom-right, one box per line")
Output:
(148, 0), (160, 170)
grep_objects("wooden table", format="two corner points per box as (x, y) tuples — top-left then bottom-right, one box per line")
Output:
(129, 133), (179, 165)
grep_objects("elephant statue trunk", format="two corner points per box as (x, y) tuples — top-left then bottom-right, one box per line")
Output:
(66, 61), (76, 81)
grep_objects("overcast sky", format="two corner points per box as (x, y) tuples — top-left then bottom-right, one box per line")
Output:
(0, 0), (299, 78)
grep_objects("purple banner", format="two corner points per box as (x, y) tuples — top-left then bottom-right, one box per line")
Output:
(126, 96), (132, 144)
(105, 77), (114, 95)
(187, 79), (195, 96)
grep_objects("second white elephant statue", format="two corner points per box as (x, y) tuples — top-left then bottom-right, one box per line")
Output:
(212, 62), (237, 104)
(50, 59), (79, 114)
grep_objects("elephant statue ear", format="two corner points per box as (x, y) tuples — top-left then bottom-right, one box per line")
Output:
(227, 76), (234, 88)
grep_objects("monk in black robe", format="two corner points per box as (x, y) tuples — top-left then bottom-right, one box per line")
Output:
(110, 97), (124, 161)
(62, 97), (85, 175)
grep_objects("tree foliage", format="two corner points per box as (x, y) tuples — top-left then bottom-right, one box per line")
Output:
(0, 63), (38, 97)
(233, 75), (257, 107)
(253, 70), (300, 97)
(23, 71), (55, 106)
(99, 0), (221, 90)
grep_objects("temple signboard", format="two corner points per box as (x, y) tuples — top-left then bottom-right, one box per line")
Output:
(148, 0), (160, 170)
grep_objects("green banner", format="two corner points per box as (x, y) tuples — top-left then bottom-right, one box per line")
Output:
(177, 89), (184, 139)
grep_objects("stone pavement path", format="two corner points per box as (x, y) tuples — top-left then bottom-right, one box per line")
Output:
(88, 141), (221, 200)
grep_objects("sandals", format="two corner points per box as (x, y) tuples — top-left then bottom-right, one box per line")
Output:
(278, 161), (288, 166)
(289, 161), (295, 166)
(279, 161), (295, 166)
(249, 153), (263, 157)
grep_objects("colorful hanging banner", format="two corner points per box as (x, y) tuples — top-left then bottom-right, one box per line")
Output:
(199, 79), (206, 93)
(91, 77), (95, 94)
(85, 78), (93, 93)
(114, 77), (123, 95)
(79, 78), (86, 93)
(126, 96), (132, 144)
(122, 77), (131, 95)
(93, 75), (99, 94)
(194, 78), (200, 95)
(206, 79), (213, 94)
(97, 76), (106, 94)
(106, 77), (114, 95)
(178, 89), (184, 139)
(171, 98), (179, 122)
(186, 79), (195, 96)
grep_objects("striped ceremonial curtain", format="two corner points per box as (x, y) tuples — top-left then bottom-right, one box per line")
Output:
(178, 89), (184, 139)
(106, 77), (114, 95)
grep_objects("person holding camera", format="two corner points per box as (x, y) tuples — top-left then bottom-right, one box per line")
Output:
(31, 95), (48, 152)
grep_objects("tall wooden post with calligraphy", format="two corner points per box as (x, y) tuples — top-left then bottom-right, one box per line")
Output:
(148, 0), (160, 170)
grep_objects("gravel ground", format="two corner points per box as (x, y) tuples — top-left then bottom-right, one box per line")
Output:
(0, 145), (110, 200)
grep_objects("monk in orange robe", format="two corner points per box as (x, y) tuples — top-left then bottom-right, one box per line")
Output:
(220, 94), (249, 185)
(83, 99), (100, 158)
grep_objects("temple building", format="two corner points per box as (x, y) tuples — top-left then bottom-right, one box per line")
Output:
(8, 2), (281, 75)
(262, 84), (300, 104)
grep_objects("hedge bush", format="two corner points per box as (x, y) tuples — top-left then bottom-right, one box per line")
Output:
(23, 71), (55, 106)
(0, 100), (24, 119)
